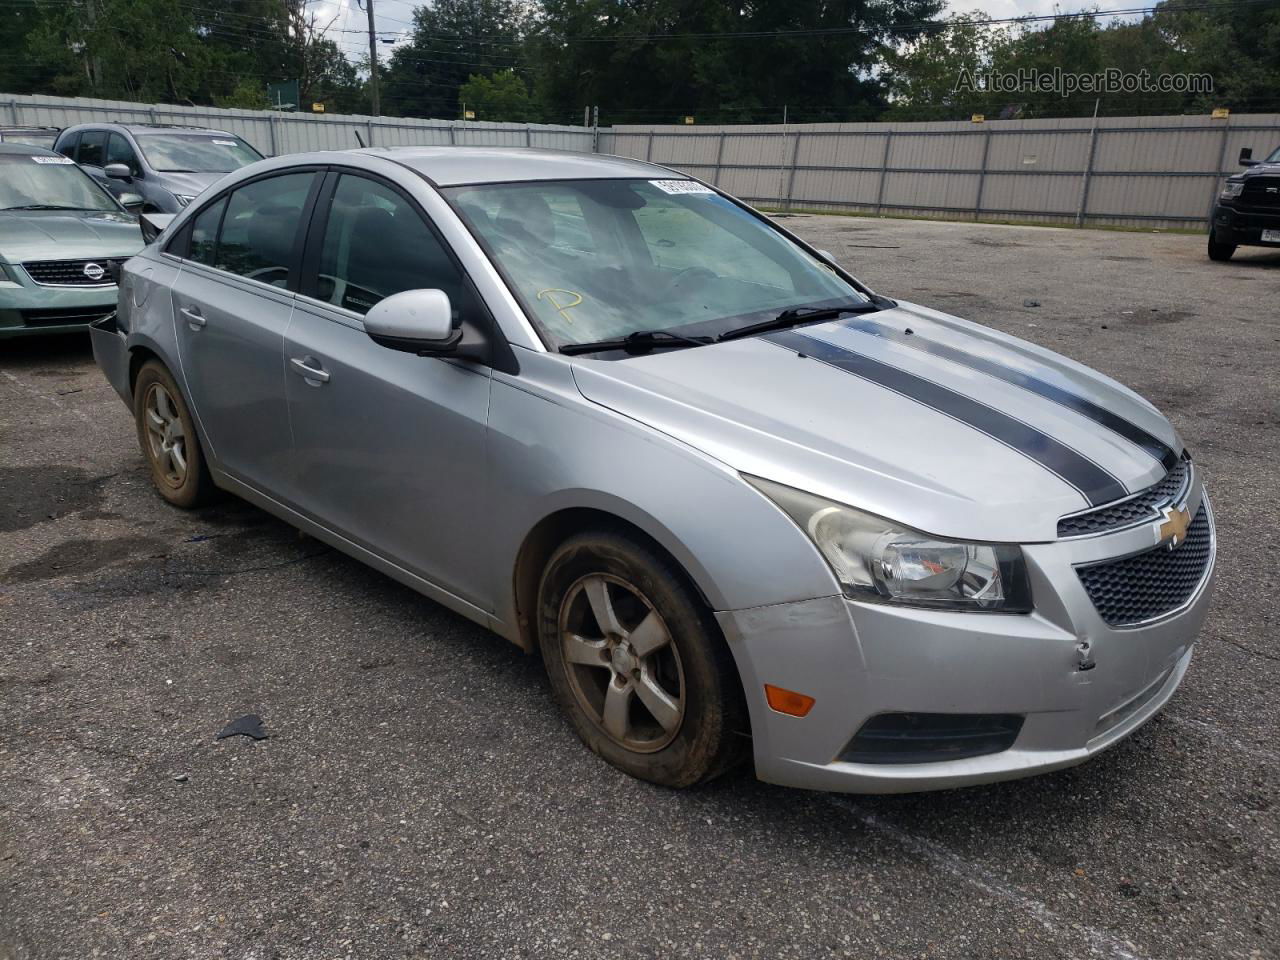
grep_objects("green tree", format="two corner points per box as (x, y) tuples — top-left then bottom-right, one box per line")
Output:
(380, 0), (530, 119)
(458, 69), (533, 121)
(883, 13), (1000, 120)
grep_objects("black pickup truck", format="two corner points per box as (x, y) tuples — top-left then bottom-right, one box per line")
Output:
(1208, 145), (1280, 261)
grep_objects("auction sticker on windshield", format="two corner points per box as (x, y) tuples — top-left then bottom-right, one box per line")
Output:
(650, 180), (715, 195)
(31, 155), (74, 164)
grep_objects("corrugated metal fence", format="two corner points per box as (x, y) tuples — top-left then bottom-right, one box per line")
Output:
(2, 92), (595, 156)
(7, 93), (1278, 230)
(600, 114), (1280, 230)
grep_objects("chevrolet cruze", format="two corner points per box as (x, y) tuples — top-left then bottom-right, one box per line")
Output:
(91, 147), (1215, 793)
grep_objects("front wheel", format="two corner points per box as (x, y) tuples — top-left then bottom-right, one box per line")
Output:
(133, 360), (215, 508)
(537, 529), (748, 788)
(1207, 233), (1236, 261)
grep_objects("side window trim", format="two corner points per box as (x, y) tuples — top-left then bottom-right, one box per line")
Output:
(166, 167), (325, 293)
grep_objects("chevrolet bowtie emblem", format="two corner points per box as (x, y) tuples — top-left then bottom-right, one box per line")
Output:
(1157, 504), (1191, 548)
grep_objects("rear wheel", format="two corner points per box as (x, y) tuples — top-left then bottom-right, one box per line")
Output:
(133, 360), (215, 508)
(1207, 233), (1236, 261)
(537, 529), (748, 788)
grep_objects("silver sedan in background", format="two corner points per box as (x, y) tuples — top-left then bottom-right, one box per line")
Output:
(91, 147), (1215, 793)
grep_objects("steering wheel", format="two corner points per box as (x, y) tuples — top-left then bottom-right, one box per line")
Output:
(245, 265), (290, 287)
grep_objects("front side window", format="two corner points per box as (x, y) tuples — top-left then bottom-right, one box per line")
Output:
(1266, 144), (1280, 163)
(213, 173), (315, 286)
(76, 130), (106, 167)
(136, 134), (262, 174)
(0, 154), (120, 212)
(105, 133), (139, 174)
(446, 178), (862, 349)
(315, 174), (474, 317)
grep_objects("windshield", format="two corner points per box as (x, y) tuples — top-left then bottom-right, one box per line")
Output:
(1266, 145), (1280, 163)
(136, 133), (262, 173)
(0, 154), (119, 212)
(445, 178), (867, 349)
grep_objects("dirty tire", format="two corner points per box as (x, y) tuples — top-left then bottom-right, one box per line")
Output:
(133, 360), (215, 509)
(1207, 234), (1236, 262)
(537, 528), (748, 788)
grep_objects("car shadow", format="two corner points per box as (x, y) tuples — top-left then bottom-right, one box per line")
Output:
(0, 331), (93, 368)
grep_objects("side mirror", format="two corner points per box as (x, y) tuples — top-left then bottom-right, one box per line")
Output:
(104, 162), (133, 180)
(364, 289), (462, 355)
(140, 212), (175, 244)
(119, 192), (144, 213)
(1239, 147), (1258, 167)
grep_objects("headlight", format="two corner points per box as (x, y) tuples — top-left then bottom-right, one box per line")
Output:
(1220, 180), (1244, 200)
(174, 194), (197, 207)
(745, 476), (1032, 612)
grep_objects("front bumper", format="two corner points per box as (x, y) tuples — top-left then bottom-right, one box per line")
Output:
(719, 486), (1215, 794)
(0, 274), (118, 339)
(1211, 202), (1280, 247)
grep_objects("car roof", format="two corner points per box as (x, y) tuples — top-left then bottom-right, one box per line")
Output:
(359, 146), (669, 187)
(0, 142), (63, 157)
(60, 122), (237, 137)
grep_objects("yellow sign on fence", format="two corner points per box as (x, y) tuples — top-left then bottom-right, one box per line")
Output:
(1211, 107), (1230, 119)
(311, 103), (324, 113)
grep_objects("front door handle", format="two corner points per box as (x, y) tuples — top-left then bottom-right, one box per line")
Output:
(290, 356), (330, 384)
(179, 305), (205, 329)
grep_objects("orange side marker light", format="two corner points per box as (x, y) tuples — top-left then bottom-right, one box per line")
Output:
(764, 684), (816, 718)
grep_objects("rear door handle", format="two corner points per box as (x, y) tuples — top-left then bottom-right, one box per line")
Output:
(290, 356), (330, 384)
(179, 306), (205, 329)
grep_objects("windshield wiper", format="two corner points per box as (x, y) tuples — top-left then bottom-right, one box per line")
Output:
(1, 204), (95, 211)
(716, 300), (887, 343)
(559, 329), (714, 356)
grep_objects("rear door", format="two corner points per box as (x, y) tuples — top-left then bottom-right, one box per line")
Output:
(283, 170), (495, 608)
(168, 169), (322, 495)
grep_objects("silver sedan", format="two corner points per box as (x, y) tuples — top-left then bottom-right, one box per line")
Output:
(91, 147), (1215, 793)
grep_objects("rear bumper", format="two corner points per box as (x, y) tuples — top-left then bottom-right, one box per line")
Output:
(719, 493), (1215, 794)
(1211, 202), (1280, 246)
(89, 313), (133, 407)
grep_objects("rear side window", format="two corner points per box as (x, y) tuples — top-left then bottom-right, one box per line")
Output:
(57, 133), (79, 159)
(77, 130), (106, 167)
(188, 198), (226, 267)
(314, 174), (473, 316)
(214, 173), (316, 286)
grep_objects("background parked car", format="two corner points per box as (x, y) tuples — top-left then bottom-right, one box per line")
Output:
(1208, 144), (1280, 260)
(0, 143), (144, 338)
(0, 126), (60, 149)
(53, 123), (264, 214)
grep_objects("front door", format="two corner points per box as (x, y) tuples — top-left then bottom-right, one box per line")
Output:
(283, 171), (494, 609)
(170, 170), (320, 493)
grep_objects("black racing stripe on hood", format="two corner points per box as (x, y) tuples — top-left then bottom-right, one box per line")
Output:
(766, 329), (1130, 507)
(833, 316), (1180, 470)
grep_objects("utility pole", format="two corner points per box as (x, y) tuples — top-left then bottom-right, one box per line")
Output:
(364, 0), (380, 116)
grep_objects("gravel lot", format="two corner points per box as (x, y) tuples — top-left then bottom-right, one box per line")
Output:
(2, 216), (1277, 960)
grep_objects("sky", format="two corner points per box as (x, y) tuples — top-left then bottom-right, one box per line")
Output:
(316, 0), (1113, 68)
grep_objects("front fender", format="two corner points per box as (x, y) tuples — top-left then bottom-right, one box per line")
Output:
(486, 356), (840, 635)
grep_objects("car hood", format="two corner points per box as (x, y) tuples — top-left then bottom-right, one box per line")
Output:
(570, 301), (1182, 543)
(0, 209), (144, 263)
(153, 170), (226, 198)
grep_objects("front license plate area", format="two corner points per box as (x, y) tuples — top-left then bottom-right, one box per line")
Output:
(1261, 229), (1280, 243)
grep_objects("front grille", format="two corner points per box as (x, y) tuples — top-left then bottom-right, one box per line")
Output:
(1058, 459), (1190, 537)
(1240, 177), (1280, 209)
(21, 258), (125, 287)
(1077, 505), (1212, 626)
(19, 306), (115, 328)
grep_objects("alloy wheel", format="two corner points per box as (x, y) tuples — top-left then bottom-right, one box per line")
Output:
(143, 383), (188, 488)
(558, 574), (686, 753)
